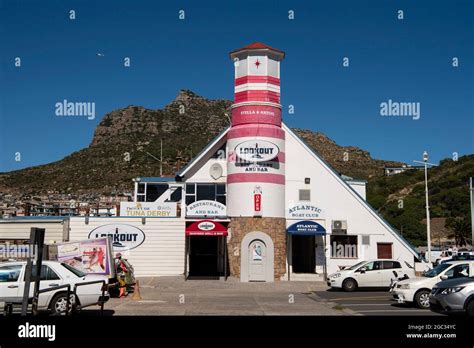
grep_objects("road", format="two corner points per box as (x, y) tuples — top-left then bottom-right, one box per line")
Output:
(313, 289), (441, 316)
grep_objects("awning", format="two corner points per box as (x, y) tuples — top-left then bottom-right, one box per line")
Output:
(185, 220), (228, 236)
(287, 220), (326, 236)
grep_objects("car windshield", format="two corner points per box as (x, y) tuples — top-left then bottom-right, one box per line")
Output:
(423, 263), (452, 277)
(348, 261), (367, 270)
(61, 263), (86, 278)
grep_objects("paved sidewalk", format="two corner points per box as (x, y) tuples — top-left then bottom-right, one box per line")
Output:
(98, 276), (353, 316)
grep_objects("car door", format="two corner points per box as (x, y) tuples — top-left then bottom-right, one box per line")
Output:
(380, 261), (402, 287)
(355, 261), (382, 287)
(443, 263), (470, 280)
(17, 264), (64, 308)
(0, 264), (23, 301)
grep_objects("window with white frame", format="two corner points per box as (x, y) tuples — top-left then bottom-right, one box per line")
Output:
(185, 183), (226, 206)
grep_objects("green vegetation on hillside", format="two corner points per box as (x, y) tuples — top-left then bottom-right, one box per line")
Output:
(367, 155), (474, 246)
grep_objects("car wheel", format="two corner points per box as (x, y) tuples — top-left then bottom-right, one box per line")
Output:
(466, 300), (474, 316)
(50, 293), (76, 315)
(415, 290), (430, 309)
(342, 278), (357, 292)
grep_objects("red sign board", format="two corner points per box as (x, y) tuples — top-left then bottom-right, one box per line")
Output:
(254, 194), (261, 212)
(185, 220), (228, 236)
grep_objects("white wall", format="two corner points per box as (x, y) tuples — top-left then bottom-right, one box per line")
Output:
(69, 217), (185, 277)
(0, 219), (68, 244)
(284, 125), (417, 274)
(186, 157), (227, 183)
(346, 181), (367, 200)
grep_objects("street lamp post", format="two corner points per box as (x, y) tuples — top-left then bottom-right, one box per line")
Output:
(470, 177), (473, 248)
(414, 151), (437, 264)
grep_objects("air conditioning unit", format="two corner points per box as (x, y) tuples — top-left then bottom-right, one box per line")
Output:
(332, 220), (348, 230)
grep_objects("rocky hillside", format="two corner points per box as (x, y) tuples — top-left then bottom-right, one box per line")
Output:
(0, 90), (403, 196)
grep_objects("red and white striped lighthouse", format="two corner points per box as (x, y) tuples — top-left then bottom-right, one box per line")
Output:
(227, 42), (286, 218)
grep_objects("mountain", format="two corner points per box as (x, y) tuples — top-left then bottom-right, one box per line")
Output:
(367, 155), (474, 246)
(0, 90), (404, 197)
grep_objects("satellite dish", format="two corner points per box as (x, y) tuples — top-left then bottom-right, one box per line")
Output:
(210, 163), (223, 180)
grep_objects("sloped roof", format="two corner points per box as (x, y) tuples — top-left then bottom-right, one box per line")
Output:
(230, 42), (285, 58)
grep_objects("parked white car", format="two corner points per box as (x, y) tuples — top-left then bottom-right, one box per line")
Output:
(434, 250), (457, 265)
(392, 260), (474, 309)
(0, 261), (109, 314)
(327, 259), (415, 292)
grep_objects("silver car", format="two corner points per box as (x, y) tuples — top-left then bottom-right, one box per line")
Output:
(429, 277), (474, 316)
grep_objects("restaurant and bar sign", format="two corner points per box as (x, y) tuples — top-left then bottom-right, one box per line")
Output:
(186, 220), (228, 236)
(120, 202), (177, 217)
(186, 200), (226, 217)
(287, 221), (326, 236)
(287, 203), (324, 219)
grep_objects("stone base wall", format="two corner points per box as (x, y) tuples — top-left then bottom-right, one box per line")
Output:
(228, 217), (286, 281)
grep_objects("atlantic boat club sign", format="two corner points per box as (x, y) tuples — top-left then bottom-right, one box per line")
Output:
(235, 140), (279, 162)
(287, 203), (324, 219)
(287, 221), (326, 236)
(186, 200), (226, 217)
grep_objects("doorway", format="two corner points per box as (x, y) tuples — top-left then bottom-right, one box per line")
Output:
(248, 240), (266, 282)
(189, 236), (223, 278)
(292, 235), (316, 273)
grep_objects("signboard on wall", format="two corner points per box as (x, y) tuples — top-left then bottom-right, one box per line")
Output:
(286, 221), (326, 236)
(120, 202), (177, 217)
(287, 203), (324, 219)
(234, 140), (279, 162)
(186, 200), (226, 217)
(56, 237), (114, 276)
(88, 224), (146, 251)
(253, 186), (262, 217)
(185, 220), (228, 236)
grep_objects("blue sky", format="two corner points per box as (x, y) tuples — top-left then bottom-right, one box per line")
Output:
(0, 0), (473, 172)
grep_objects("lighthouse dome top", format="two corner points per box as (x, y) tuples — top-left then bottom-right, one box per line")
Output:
(230, 42), (285, 60)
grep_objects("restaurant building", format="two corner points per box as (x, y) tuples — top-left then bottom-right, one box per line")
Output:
(0, 43), (425, 281)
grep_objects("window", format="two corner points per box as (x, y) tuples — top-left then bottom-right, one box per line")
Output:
(362, 261), (382, 271)
(61, 263), (85, 278)
(185, 183), (226, 205)
(137, 183), (146, 202)
(383, 261), (401, 269)
(330, 235), (358, 258)
(169, 187), (182, 202)
(0, 265), (22, 282)
(145, 184), (168, 202)
(25, 265), (60, 281)
(362, 235), (370, 245)
(299, 189), (310, 201)
(445, 264), (469, 279)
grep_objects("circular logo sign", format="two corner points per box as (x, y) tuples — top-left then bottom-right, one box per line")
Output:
(88, 224), (145, 251)
(198, 221), (216, 231)
(235, 140), (279, 162)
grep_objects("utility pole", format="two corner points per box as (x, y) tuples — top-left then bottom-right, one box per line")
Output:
(470, 177), (473, 248)
(160, 139), (163, 177)
(414, 151), (437, 264)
